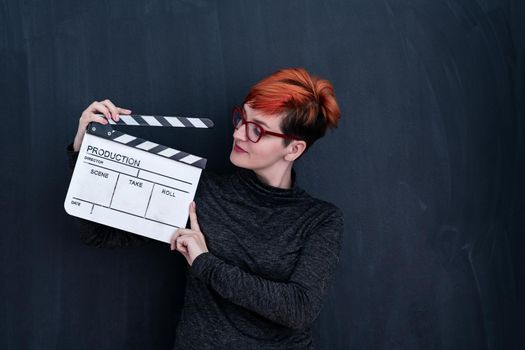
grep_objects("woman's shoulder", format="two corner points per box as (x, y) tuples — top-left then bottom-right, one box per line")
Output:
(299, 195), (345, 240)
(318, 201), (344, 229)
(300, 190), (343, 219)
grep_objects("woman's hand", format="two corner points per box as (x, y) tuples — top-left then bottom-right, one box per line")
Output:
(73, 99), (132, 152)
(170, 201), (209, 266)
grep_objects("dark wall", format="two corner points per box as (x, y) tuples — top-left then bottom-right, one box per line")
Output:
(1, 1), (523, 349)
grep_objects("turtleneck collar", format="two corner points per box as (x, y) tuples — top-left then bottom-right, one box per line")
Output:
(234, 167), (306, 203)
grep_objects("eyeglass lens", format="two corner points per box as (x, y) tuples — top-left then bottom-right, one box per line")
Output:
(233, 110), (263, 142)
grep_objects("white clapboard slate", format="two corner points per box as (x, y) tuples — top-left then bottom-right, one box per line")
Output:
(64, 114), (214, 243)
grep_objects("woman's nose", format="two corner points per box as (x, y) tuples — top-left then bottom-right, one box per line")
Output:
(233, 123), (247, 141)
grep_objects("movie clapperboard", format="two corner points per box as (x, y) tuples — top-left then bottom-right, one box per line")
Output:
(64, 113), (214, 243)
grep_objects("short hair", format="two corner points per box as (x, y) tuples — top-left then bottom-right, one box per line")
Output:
(243, 67), (341, 151)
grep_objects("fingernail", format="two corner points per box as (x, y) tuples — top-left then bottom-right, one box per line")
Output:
(192, 201), (196, 209)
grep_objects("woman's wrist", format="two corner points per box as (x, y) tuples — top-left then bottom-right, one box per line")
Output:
(190, 252), (215, 279)
(73, 135), (83, 152)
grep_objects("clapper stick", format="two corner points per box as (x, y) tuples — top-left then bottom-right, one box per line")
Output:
(88, 122), (209, 169)
(96, 114), (215, 128)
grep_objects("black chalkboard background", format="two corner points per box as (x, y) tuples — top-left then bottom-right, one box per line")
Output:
(1, 1), (523, 349)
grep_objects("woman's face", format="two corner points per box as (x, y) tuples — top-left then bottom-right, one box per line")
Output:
(229, 104), (290, 171)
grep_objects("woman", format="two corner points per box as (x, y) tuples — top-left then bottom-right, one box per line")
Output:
(67, 67), (344, 349)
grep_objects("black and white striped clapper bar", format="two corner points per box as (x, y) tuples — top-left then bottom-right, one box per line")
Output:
(64, 114), (214, 243)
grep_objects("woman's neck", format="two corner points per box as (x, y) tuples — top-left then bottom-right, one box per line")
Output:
(253, 163), (293, 189)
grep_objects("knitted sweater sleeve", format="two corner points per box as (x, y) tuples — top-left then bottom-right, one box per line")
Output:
(66, 143), (151, 248)
(190, 206), (344, 330)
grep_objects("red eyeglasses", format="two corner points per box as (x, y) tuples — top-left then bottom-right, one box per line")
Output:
(232, 106), (300, 143)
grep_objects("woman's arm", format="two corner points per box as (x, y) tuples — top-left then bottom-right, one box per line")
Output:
(190, 207), (344, 330)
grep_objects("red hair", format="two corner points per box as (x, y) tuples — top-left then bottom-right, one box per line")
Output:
(244, 67), (341, 149)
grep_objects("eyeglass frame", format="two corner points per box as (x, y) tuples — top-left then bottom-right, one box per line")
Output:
(232, 106), (301, 143)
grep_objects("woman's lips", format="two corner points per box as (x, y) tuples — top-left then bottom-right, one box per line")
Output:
(234, 144), (248, 153)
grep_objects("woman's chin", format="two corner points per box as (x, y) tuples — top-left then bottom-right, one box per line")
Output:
(230, 152), (250, 169)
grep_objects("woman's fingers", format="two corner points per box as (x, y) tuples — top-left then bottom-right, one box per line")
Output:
(171, 225), (206, 266)
(170, 232), (177, 250)
(170, 229), (183, 250)
(99, 99), (121, 121)
(171, 228), (192, 250)
(80, 100), (131, 129)
(172, 231), (207, 266)
(176, 237), (189, 254)
(78, 108), (108, 131)
(176, 236), (192, 264)
(189, 202), (201, 232)
(74, 99), (129, 152)
(88, 101), (111, 121)
(117, 107), (132, 115)
(90, 113), (109, 125)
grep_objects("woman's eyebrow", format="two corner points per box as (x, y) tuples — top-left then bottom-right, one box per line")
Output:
(243, 106), (270, 128)
(253, 118), (269, 127)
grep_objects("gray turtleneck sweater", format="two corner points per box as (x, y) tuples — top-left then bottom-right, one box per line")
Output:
(67, 144), (344, 350)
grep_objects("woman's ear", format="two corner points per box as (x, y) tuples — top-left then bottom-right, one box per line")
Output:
(284, 140), (307, 162)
